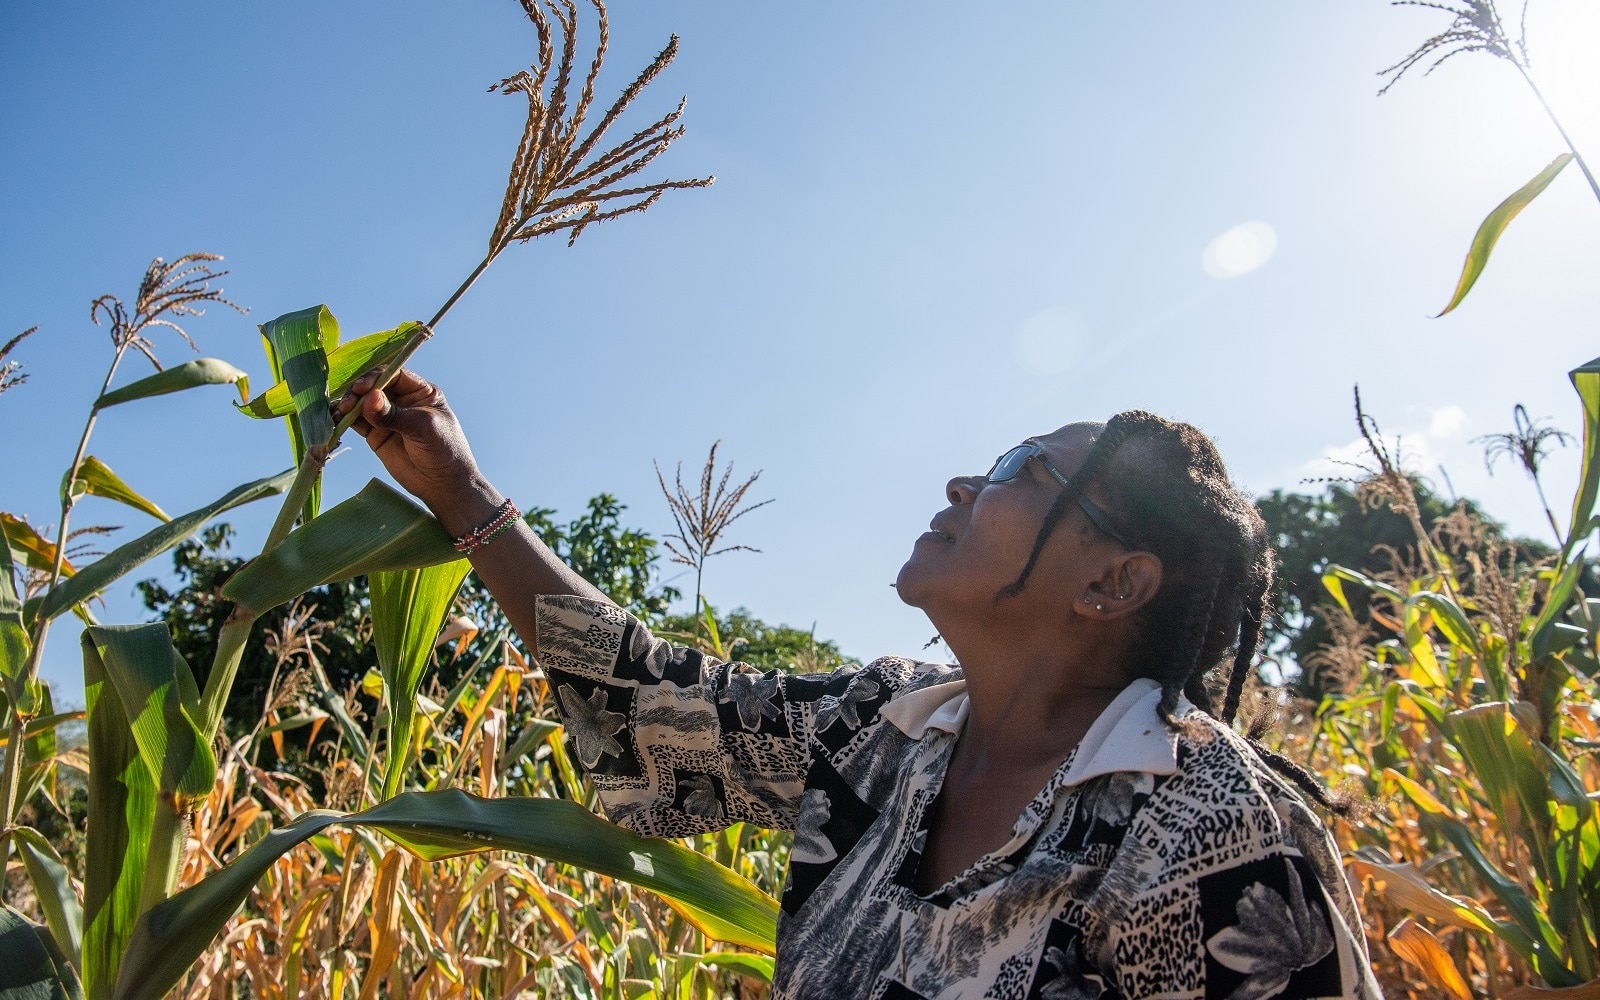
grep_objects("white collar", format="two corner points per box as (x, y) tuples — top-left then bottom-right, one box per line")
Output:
(877, 675), (1184, 785)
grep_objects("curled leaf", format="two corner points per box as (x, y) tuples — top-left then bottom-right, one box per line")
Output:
(1437, 153), (1573, 316)
(62, 457), (169, 522)
(94, 359), (248, 410)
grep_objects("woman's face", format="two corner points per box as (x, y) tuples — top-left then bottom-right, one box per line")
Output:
(896, 423), (1114, 624)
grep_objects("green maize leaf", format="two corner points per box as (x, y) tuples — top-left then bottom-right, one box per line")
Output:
(703, 601), (725, 660)
(504, 718), (562, 767)
(115, 789), (779, 1000)
(221, 479), (458, 616)
(1, 531), (30, 696)
(1402, 601), (1448, 688)
(14, 827), (84, 969)
(310, 678), (368, 759)
(84, 625), (215, 811)
(258, 306), (336, 447)
(370, 558), (470, 799)
(1537, 742), (1594, 940)
(36, 470), (293, 624)
(0, 904), (85, 1000)
(1444, 703), (1575, 905)
(258, 307), (337, 524)
(1380, 682), (1400, 740)
(0, 711), (83, 751)
(81, 632), (157, 1000)
(1543, 622), (1591, 658)
(1, 514), (73, 577)
(1321, 572), (1352, 617)
(437, 662), (485, 722)
(1322, 564), (1405, 607)
(1387, 770), (1571, 980)
(266, 338), (315, 527)
(19, 684), (59, 811)
(61, 458), (169, 522)
(1536, 742), (1591, 813)
(1436, 153), (1573, 316)
(238, 322), (422, 419)
(1533, 551), (1590, 660)
(1408, 591), (1479, 655)
(698, 952), (774, 983)
(1481, 630), (1513, 702)
(93, 359), (248, 411)
(1567, 356), (1600, 552)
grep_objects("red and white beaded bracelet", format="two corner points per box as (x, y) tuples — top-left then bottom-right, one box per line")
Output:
(452, 498), (521, 554)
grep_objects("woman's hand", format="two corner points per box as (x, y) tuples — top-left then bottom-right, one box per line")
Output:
(338, 366), (610, 632)
(336, 367), (501, 535)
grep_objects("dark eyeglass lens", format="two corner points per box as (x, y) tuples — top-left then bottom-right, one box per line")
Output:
(987, 445), (1034, 483)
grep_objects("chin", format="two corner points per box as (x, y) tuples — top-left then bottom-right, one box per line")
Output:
(894, 557), (929, 609)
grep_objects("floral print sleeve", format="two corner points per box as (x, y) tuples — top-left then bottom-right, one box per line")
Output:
(533, 594), (932, 838)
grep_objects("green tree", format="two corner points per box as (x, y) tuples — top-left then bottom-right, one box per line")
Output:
(660, 605), (858, 674)
(139, 493), (679, 738)
(1258, 478), (1557, 697)
(136, 524), (369, 738)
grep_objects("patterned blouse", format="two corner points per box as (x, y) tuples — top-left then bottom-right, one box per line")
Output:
(536, 595), (1382, 999)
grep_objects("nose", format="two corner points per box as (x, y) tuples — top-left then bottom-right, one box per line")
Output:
(946, 475), (981, 505)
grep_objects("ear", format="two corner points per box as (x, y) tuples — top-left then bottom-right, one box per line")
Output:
(1076, 551), (1163, 619)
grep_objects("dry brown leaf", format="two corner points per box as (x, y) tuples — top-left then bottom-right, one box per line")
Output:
(358, 850), (410, 1000)
(1349, 856), (1497, 934)
(1386, 916), (1472, 1000)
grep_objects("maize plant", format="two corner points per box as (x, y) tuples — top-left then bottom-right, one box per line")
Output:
(1287, 359), (1600, 997)
(0, 3), (771, 998)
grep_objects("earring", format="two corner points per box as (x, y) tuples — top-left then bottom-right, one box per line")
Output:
(1095, 603), (1104, 612)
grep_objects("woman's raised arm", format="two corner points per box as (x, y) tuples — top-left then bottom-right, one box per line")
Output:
(336, 366), (606, 654)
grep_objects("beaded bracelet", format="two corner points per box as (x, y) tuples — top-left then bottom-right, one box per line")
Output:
(452, 498), (521, 554)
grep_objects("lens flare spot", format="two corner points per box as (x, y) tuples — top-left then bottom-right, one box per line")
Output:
(1014, 306), (1086, 375)
(1201, 221), (1278, 279)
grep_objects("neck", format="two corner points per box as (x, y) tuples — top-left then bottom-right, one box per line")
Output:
(937, 614), (1131, 774)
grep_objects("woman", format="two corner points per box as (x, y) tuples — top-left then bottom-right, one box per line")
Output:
(338, 369), (1381, 1000)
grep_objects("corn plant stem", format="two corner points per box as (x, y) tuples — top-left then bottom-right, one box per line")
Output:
(0, 732), (23, 874)
(381, 704), (414, 801)
(1514, 63), (1600, 206)
(0, 342), (130, 884)
(693, 559), (706, 641)
(1532, 473), (1565, 549)
(426, 250), (499, 332)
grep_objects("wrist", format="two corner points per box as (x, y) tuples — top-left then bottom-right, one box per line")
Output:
(426, 473), (507, 538)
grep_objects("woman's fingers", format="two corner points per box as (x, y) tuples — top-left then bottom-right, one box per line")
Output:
(360, 381), (444, 440)
(384, 368), (445, 409)
(335, 366), (438, 420)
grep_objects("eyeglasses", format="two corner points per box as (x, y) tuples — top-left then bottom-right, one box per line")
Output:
(986, 441), (1135, 550)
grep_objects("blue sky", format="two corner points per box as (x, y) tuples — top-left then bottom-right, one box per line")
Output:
(4, 2), (1599, 705)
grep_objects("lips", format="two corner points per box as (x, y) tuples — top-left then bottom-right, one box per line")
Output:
(926, 519), (956, 542)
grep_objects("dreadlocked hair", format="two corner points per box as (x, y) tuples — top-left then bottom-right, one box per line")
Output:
(999, 410), (1350, 817)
